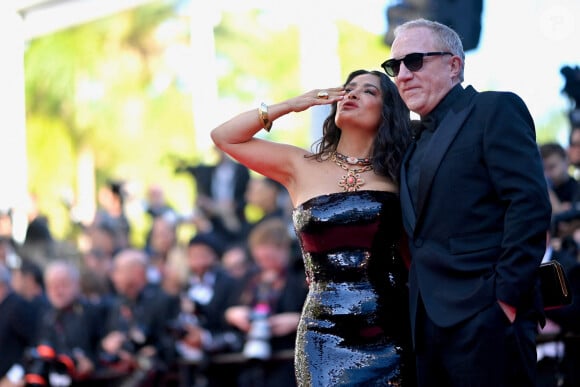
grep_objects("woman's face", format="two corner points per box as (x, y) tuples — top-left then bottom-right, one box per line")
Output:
(335, 73), (383, 132)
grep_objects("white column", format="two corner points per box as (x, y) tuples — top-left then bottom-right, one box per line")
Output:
(189, 2), (220, 156)
(297, 1), (341, 143)
(0, 6), (28, 243)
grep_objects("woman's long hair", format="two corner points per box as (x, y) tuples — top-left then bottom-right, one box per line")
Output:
(310, 69), (411, 185)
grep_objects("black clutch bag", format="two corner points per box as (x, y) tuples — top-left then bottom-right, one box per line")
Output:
(539, 260), (572, 310)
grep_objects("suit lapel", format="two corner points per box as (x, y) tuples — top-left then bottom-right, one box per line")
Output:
(415, 87), (478, 224)
(400, 142), (417, 234)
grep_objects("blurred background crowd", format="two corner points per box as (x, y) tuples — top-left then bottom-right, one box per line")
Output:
(0, 151), (308, 386)
(1, 0), (579, 386)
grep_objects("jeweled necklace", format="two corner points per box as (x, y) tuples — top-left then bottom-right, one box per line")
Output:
(333, 151), (372, 166)
(331, 151), (373, 192)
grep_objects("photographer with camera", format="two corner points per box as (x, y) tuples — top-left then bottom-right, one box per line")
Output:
(100, 248), (179, 386)
(175, 148), (251, 244)
(540, 142), (580, 259)
(541, 143), (580, 215)
(27, 260), (103, 387)
(225, 218), (307, 387)
(169, 233), (243, 386)
(0, 264), (35, 387)
(549, 67), (580, 249)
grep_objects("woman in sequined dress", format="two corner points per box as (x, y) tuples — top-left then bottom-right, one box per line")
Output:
(211, 69), (414, 386)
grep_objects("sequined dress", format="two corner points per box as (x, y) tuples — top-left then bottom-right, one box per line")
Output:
(293, 190), (412, 386)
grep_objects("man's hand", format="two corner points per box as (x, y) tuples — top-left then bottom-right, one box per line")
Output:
(101, 331), (126, 354)
(74, 353), (95, 379)
(0, 377), (24, 387)
(225, 306), (251, 332)
(269, 312), (301, 336)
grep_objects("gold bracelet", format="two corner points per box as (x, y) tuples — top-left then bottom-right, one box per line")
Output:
(258, 102), (272, 132)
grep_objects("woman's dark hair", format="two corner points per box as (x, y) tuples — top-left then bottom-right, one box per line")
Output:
(309, 69), (411, 184)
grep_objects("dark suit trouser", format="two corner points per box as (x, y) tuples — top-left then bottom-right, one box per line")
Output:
(415, 298), (537, 387)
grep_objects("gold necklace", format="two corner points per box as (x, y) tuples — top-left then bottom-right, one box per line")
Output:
(331, 151), (373, 192)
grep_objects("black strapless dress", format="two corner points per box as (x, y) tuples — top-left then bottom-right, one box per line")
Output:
(292, 191), (413, 386)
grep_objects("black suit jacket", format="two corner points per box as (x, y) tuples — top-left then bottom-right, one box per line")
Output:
(187, 161), (250, 241)
(34, 299), (104, 364)
(104, 284), (179, 365)
(191, 267), (241, 333)
(0, 292), (35, 378)
(187, 162), (250, 213)
(400, 86), (552, 337)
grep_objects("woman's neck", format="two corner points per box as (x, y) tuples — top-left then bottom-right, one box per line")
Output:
(335, 136), (373, 159)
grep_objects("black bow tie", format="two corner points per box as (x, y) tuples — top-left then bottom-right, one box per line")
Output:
(410, 120), (422, 140)
(420, 116), (437, 133)
(411, 117), (436, 140)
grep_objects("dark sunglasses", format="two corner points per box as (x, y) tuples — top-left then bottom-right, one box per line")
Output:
(381, 52), (453, 77)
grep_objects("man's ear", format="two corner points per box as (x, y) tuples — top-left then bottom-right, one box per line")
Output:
(450, 56), (463, 79)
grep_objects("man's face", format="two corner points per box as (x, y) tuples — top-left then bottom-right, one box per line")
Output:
(390, 27), (458, 117)
(45, 267), (77, 309)
(250, 243), (289, 273)
(543, 153), (569, 186)
(10, 270), (25, 295)
(111, 256), (147, 300)
(150, 218), (176, 255)
(187, 244), (216, 275)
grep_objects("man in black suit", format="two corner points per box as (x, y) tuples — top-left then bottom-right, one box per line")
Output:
(100, 249), (179, 384)
(178, 233), (242, 354)
(0, 264), (35, 385)
(179, 148), (250, 243)
(383, 19), (552, 386)
(174, 233), (243, 387)
(34, 260), (104, 381)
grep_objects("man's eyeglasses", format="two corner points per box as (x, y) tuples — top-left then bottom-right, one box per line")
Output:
(381, 52), (453, 77)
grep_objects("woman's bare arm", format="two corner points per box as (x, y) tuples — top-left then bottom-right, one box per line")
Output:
(210, 87), (344, 188)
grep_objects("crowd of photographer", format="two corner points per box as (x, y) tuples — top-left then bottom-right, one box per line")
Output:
(0, 152), (307, 387)
(537, 122), (580, 387)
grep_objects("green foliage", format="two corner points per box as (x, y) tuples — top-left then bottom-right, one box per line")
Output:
(25, 1), (195, 240)
(214, 10), (301, 102)
(336, 21), (391, 77)
(213, 12), (391, 151)
(26, 115), (77, 238)
(23, 3), (391, 242)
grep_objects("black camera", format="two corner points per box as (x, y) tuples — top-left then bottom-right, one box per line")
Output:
(24, 344), (77, 387)
(98, 322), (150, 371)
(166, 315), (197, 340)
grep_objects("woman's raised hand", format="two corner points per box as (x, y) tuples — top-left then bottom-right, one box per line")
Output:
(286, 86), (345, 113)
